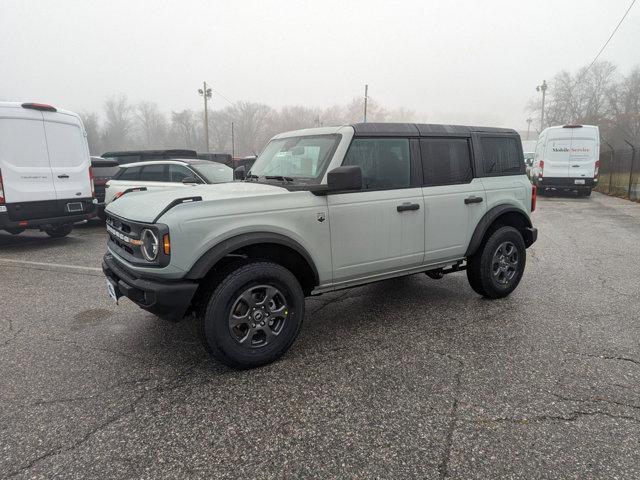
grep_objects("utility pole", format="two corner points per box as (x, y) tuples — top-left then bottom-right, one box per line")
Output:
(535, 80), (548, 131)
(363, 84), (368, 123)
(526, 117), (533, 140)
(231, 122), (235, 158)
(198, 81), (212, 152)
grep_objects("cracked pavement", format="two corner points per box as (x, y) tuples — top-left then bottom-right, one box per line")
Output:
(1, 192), (639, 479)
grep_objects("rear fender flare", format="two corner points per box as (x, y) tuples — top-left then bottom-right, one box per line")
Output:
(465, 205), (532, 257)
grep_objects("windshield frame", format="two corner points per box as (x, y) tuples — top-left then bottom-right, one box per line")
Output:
(248, 134), (342, 185)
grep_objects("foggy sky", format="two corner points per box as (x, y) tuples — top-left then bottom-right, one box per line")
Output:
(1, 0), (639, 130)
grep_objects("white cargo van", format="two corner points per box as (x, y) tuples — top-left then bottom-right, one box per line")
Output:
(531, 125), (600, 196)
(0, 102), (96, 237)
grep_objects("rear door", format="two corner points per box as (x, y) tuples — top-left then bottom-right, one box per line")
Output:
(421, 137), (486, 263)
(569, 127), (599, 179)
(0, 107), (56, 202)
(42, 112), (92, 200)
(544, 132), (572, 179)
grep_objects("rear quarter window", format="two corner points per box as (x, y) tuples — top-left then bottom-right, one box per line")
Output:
(480, 137), (524, 176)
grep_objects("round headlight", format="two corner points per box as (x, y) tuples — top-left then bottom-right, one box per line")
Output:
(140, 229), (159, 261)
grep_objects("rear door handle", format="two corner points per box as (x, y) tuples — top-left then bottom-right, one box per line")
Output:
(464, 196), (483, 204)
(57, 174), (69, 179)
(397, 202), (420, 212)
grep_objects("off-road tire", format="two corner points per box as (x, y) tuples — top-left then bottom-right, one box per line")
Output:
(44, 224), (73, 238)
(466, 226), (526, 299)
(198, 261), (305, 369)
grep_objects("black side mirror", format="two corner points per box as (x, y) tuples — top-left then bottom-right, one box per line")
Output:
(181, 176), (200, 184)
(234, 165), (246, 180)
(326, 166), (362, 192)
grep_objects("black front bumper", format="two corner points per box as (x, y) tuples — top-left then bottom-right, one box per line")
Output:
(102, 253), (199, 321)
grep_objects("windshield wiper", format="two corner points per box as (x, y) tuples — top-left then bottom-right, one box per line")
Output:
(264, 175), (294, 184)
(245, 173), (259, 182)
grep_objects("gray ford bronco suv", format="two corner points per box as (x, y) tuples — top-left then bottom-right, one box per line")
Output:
(103, 123), (537, 369)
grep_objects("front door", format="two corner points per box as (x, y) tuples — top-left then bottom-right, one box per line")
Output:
(328, 137), (425, 286)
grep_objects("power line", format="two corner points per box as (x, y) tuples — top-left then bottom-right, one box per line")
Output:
(208, 86), (235, 107)
(579, 0), (636, 81)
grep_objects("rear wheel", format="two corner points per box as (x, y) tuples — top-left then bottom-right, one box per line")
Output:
(44, 224), (73, 238)
(199, 261), (305, 369)
(466, 226), (526, 299)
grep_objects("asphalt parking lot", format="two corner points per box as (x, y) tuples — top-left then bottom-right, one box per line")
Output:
(1, 192), (639, 479)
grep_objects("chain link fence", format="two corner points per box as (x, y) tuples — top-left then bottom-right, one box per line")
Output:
(596, 141), (639, 201)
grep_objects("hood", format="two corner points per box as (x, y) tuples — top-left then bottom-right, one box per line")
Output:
(105, 182), (287, 223)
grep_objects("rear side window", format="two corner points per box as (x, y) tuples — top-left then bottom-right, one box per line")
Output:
(140, 164), (167, 182)
(117, 166), (141, 180)
(420, 138), (473, 186)
(343, 138), (411, 190)
(481, 137), (523, 175)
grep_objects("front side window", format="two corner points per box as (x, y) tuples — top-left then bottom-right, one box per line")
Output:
(249, 134), (341, 184)
(168, 164), (194, 182)
(481, 137), (523, 175)
(421, 138), (473, 186)
(192, 163), (233, 184)
(140, 164), (166, 182)
(117, 166), (141, 181)
(342, 138), (411, 190)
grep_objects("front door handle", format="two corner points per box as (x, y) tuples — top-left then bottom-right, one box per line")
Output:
(57, 174), (69, 179)
(464, 196), (483, 204)
(397, 202), (420, 212)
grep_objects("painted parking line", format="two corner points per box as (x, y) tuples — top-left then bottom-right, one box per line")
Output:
(0, 258), (102, 272)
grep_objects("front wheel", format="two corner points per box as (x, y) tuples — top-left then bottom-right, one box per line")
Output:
(199, 261), (305, 369)
(44, 224), (73, 238)
(466, 226), (526, 299)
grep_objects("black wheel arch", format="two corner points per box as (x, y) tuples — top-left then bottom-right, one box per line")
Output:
(465, 205), (535, 257)
(185, 232), (320, 295)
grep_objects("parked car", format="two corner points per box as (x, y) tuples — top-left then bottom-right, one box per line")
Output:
(0, 102), (96, 237)
(103, 123), (537, 369)
(102, 149), (198, 165)
(104, 159), (233, 205)
(91, 156), (119, 220)
(530, 125), (600, 196)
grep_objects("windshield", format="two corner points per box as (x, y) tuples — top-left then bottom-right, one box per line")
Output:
(192, 163), (233, 183)
(249, 134), (341, 183)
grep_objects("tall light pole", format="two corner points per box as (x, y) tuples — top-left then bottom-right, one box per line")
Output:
(536, 80), (548, 131)
(231, 122), (235, 158)
(526, 117), (533, 140)
(198, 81), (212, 152)
(363, 84), (368, 123)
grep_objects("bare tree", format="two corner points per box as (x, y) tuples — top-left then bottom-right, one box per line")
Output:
(79, 112), (102, 155)
(102, 95), (132, 152)
(134, 101), (167, 148)
(227, 102), (274, 157)
(608, 67), (640, 142)
(170, 110), (198, 149)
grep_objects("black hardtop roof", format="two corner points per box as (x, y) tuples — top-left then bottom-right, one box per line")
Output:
(351, 123), (519, 137)
(102, 149), (198, 159)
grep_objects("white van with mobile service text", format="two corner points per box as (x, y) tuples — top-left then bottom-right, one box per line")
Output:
(0, 102), (96, 237)
(531, 124), (600, 196)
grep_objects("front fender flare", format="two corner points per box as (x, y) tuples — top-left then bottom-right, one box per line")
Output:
(184, 232), (319, 284)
